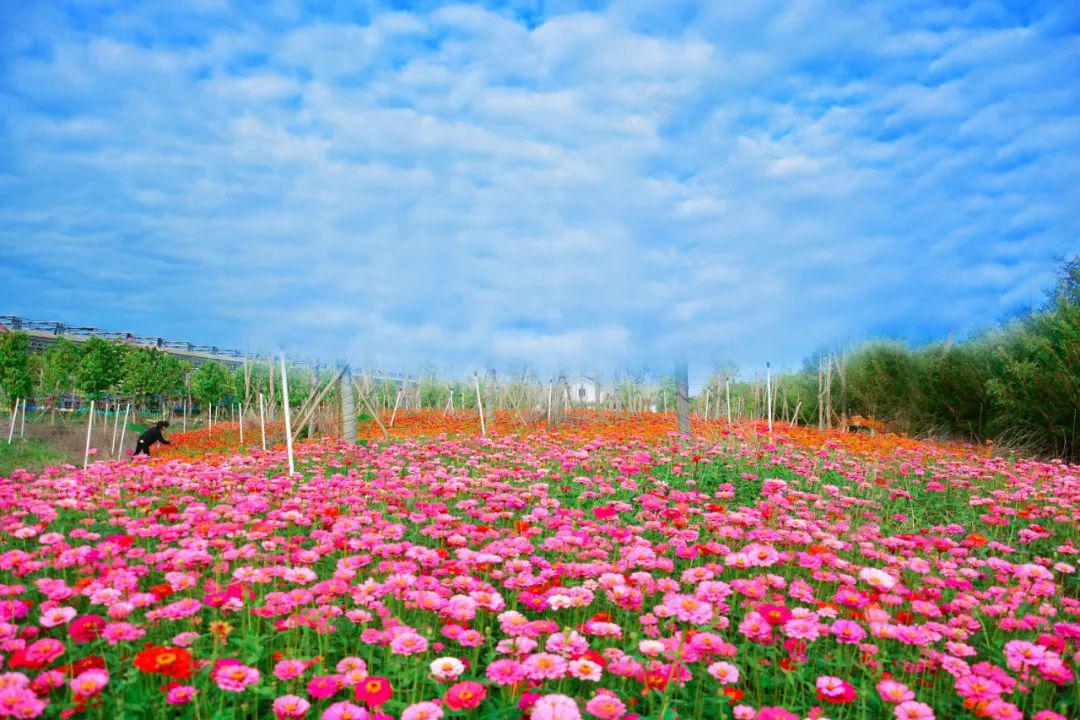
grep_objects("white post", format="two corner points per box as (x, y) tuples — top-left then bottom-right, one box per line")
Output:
(474, 375), (486, 436)
(208, 402), (213, 437)
(6, 399), (16, 444)
(766, 362), (773, 434)
(18, 398), (25, 438)
(725, 379), (732, 423)
(111, 401), (121, 455)
(238, 403), (244, 445)
(119, 403), (130, 457)
(704, 387), (710, 420)
(83, 400), (95, 467)
(389, 390), (401, 428)
(280, 352), (295, 475)
(258, 392), (267, 450)
(182, 398), (188, 432)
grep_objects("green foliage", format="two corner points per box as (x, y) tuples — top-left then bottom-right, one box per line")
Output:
(0, 437), (67, 475)
(190, 361), (233, 405)
(765, 258), (1080, 459)
(0, 332), (33, 404)
(41, 338), (82, 401)
(419, 375), (448, 408)
(75, 337), (126, 398)
(120, 347), (188, 399)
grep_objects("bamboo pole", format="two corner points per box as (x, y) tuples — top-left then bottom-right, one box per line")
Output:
(389, 390), (401, 428)
(119, 403), (130, 457)
(110, 401), (121, 454)
(280, 352), (295, 475)
(766, 362), (773, 435)
(258, 392), (267, 450)
(474, 375), (486, 436)
(6, 399), (16, 444)
(83, 400), (95, 467)
(725, 379), (732, 423)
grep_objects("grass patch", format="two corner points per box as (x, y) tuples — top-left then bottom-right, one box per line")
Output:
(0, 437), (69, 475)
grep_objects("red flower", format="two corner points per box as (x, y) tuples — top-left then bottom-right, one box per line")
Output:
(69, 615), (106, 643)
(355, 676), (393, 707)
(133, 646), (193, 680)
(444, 681), (486, 711)
(592, 506), (617, 520)
(722, 687), (745, 705)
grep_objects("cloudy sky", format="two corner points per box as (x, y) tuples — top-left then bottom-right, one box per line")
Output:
(1, 1), (1077, 378)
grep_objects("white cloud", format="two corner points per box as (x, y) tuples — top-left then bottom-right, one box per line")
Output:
(0, 0), (1077, 378)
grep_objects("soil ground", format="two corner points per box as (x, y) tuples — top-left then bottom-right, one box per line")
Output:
(0, 411), (202, 474)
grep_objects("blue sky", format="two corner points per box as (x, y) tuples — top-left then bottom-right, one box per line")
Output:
(1, 1), (1077, 378)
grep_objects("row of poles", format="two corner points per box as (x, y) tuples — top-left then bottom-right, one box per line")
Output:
(13, 356), (780, 473)
(7, 350), (297, 474)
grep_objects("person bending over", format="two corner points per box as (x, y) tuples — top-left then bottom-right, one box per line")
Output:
(133, 420), (171, 457)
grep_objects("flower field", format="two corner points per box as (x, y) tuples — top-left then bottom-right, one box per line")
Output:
(0, 414), (1076, 720)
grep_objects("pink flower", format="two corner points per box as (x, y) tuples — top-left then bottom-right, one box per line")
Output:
(894, 701), (934, 720)
(531, 694), (581, 720)
(273, 695), (312, 719)
(165, 686), (198, 705)
(308, 675), (341, 700)
(486, 659), (525, 685)
(755, 708), (799, 720)
(400, 702), (443, 720)
(523, 653), (567, 681)
(389, 632), (429, 656)
(274, 660), (308, 681)
(707, 661), (739, 684)
(321, 702), (369, 720)
(876, 679), (914, 703)
(69, 670), (108, 697)
(584, 693), (625, 719)
(830, 619), (867, 644)
(213, 662), (260, 692)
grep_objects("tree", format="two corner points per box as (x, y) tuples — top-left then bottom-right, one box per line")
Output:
(75, 338), (126, 398)
(159, 356), (189, 399)
(0, 331), (33, 404)
(190, 361), (232, 405)
(121, 347), (163, 398)
(41, 338), (82, 404)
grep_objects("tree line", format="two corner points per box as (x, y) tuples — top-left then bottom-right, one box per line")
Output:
(0, 336), (316, 412)
(713, 257), (1079, 460)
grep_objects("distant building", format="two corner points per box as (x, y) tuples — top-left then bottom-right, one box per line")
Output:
(568, 376), (604, 406)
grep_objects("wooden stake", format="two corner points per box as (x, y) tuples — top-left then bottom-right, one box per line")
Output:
(258, 392), (267, 450)
(6, 399), (16, 444)
(389, 390), (401, 428)
(725, 379), (732, 423)
(111, 401), (121, 455)
(119, 403), (130, 457)
(766, 362), (773, 435)
(474, 375), (486, 436)
(280, 352), (295, 475)
(83, 400), (95, 467)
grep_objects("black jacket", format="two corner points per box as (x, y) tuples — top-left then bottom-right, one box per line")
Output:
(138, 425), (171, 447)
